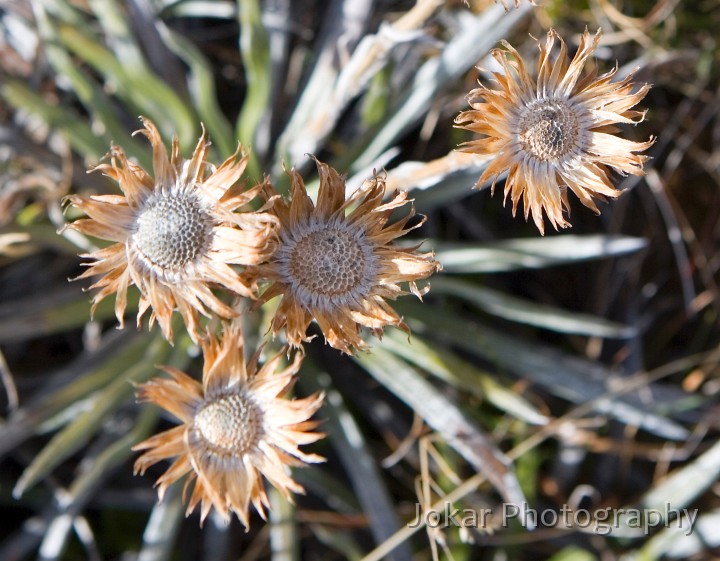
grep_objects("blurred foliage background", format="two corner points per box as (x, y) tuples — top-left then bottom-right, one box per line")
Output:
(1, 0), (720, 559)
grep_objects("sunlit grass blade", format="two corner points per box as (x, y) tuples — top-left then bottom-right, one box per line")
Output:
(434, 235), (648, 273)
(157, 1), (236, 19)
(0, 232), (35, 260)
(37, 0), (87, 26)
(378, 329), (548, 426)
(0, 284), (139, 344)
(641, 438), (720, 513)
(13, 332), (170, 497)
(236, 0), (271, 179)
(0, 331), (144, 457)
(357, 346), (528, 510)
(1, 80), (105, 161)
(1, 223), (88, 256)
(67, 406), (157, 510)
(0, 0), (714, 558)
(399, 300), (693, 440)
(384, 152), (490, 211)
(277, 0), (443, 166)
(157, 25), (235, 159)
(352, 4), (531, 171)
(136, 483), (185, 561)
(269, 488), (299, 561)
(37, 407), (157, 559)
(32, 2), (148, 164)
(432, 276), (637, 338)
(609, 440), (720, 539)
(87, 0), (197, 139)
(55, 23), (197, 146)
(301, 362), (415, 561)
(273, 0), (375, 175)
(632, 509), (720, 560)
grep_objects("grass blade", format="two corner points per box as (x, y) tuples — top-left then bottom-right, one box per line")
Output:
(301, 362), (414, 561)
(157, 25), (235, 159)
(0, 284), (139, 344)
(378, 329), (548, 426)
(13, 332), (169, 497)
(1, 80), (105, 161)
(357, 346), (528, 509)
(352, 4), (530, 171)
(137, 483), (185, 561)
(399, 301), (692, 440)
(432, 276), (637, 338)
(236, 0), (272, 179)
(56, 23), (196, 146)
(435, 235), (648, 273)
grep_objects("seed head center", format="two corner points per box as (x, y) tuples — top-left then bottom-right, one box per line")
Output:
(134, 193), (213, 271)
(288, 228), (368, 297)
(518, 99), (581, 161)
(195, 393), (262, 455)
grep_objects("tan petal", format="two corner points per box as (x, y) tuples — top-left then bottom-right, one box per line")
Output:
(181, 124), (209, 188)
(314, 158), (346, 220)
(135, 117), (176, 191)
(204, 144), (249, 200)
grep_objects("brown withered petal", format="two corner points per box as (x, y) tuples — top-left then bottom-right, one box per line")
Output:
(250, 158), (441, 354)
(455, 28), (654, 234)
(132, 322), (324, 528)
(63, 117), (277, 341)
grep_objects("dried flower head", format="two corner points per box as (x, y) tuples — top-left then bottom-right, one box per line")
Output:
(133, 322), (324, 527)
(64, 118), (277, 341)
(252, 159), (440, 354)
(455, 29), (654, 233)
